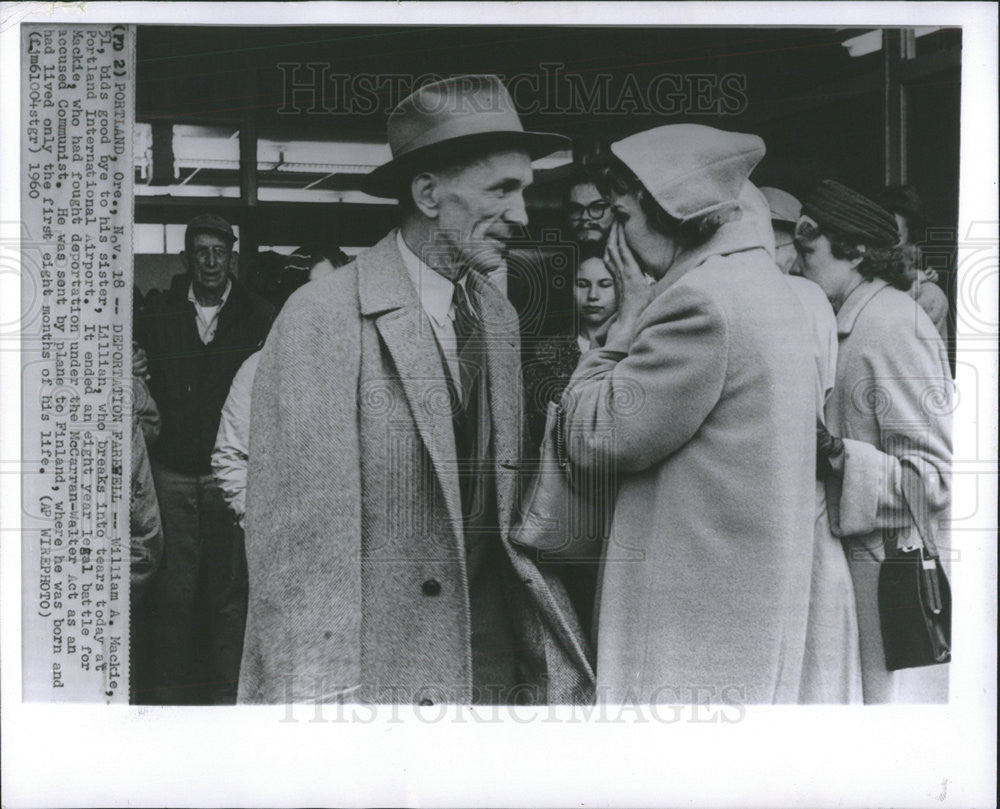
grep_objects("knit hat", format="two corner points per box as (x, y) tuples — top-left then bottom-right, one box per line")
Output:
(610, 124), (765, 223)
(802, 180), (899, 247)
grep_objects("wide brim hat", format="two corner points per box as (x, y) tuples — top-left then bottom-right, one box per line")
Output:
(611, 124), (765, 223)
(361, 74), (570, 199)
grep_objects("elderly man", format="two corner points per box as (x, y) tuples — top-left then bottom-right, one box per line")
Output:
(135, 214), (274, 704)
(239, 75), (594, 706)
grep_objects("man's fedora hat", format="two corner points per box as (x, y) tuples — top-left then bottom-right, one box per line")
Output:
(361, 74), (570, 199)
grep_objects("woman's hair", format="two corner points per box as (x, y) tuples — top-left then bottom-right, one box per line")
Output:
(583, 147), (740, 247)
(575, 240), (606, 264)
(879, 184), (929, 244)
(796, 217), (913, 290)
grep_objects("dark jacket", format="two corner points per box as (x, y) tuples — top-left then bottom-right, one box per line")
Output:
(135, 273), (274, 475)
(522, 334), (582, 452)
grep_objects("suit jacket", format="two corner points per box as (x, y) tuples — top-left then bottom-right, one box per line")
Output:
(135, 273), (274, 475)
(238, 231), (594, 704)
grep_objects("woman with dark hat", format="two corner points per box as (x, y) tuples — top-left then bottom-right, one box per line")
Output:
(796, 180), (952, 703)
(561, 124), (821, 703)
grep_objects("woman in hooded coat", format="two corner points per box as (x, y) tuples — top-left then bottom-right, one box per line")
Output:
(561, 124), (820, 704)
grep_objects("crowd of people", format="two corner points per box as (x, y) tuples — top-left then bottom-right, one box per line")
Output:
(129, 74), (953, 706)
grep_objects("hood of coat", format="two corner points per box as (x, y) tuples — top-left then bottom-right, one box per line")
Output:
(652, 195), (773, 298)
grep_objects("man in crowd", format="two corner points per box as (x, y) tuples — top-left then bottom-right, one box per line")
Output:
(880, 184), (950, 344)
(565, 167), (615, 251)
(239, 75), (594, 705)
(134, 214), (274, 704)
(760, 186), (803, 273)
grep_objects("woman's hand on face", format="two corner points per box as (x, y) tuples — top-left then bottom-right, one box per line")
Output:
(604, 222), (653, 346)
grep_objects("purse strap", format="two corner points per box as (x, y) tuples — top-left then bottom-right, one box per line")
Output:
(898, 463), (941, 560)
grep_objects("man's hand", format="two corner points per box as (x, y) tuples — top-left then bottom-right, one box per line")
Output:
(603, 221), (653, 348)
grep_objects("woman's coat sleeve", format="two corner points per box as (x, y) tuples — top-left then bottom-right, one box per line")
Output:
(561, 284), (729, 474)
(831, 335), (952, 538)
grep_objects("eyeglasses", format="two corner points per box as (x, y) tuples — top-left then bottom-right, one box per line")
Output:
(568, 200), (611, 220)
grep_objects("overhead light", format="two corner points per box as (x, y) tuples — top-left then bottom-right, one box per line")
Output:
(842, 30), (882, 58)
(842, 27), (944, 58)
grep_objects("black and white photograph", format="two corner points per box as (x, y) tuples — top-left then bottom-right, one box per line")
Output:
(2, 2), (997, 807)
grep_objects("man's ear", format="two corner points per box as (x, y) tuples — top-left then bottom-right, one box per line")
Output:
(848, 245), (866, 270)
(229, 250), (239, 271)
(410, 172), (440, 219)
(180, 251), (191, 272)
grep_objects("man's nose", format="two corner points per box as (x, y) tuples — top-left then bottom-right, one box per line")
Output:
(205, 252), (218, 268)
(503, 194), (529, 227)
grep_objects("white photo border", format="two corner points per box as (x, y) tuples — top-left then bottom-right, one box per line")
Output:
(1, 2), (996, 807)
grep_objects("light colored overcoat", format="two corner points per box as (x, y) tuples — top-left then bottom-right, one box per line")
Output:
(239, 231), (594, 704)
(787, 275), (863, 704)
(563, 216), (819, 704)
(825, 278), (952, 703)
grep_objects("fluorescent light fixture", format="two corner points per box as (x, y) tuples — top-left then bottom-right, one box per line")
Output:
(842, 27), (944, 58)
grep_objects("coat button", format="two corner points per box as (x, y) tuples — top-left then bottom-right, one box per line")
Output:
(421, 578), (442, 596)
(418, 698), (434, 706)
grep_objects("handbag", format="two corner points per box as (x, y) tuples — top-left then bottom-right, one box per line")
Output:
(877, 467), (952, 671)
(511, 401), (610, 561)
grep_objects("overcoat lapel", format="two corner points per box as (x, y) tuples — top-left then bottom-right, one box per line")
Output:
(473, 272), (596, 682)
(358, 232), (465, 544)
(469, 272), (521, 539)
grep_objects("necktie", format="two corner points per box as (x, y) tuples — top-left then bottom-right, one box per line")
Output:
(451, 277), (492, 528)
(452, 279), (483, 407)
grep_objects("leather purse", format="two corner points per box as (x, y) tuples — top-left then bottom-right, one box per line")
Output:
(877, 467), (952, 671)
(511, 401), (610, 561)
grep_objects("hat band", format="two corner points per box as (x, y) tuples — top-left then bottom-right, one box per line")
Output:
(392, 108), (527, 158)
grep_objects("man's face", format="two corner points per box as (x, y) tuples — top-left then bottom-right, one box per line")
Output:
(773, 222), (798, 274)
(893, 212), (910, 246)
(433, 149), (533, 276)
(567, 182), (613, 245)
(184, 231), (234, 292)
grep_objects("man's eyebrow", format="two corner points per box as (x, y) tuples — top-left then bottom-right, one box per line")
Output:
(490, 177), (524, 191)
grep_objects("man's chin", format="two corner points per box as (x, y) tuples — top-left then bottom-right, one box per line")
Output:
(463, 251), (503, 276)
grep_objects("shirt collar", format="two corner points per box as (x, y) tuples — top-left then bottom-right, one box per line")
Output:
(188, 277), (232, 308)
(397, 230), (468, 327)
(835, 277), (890, 336)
